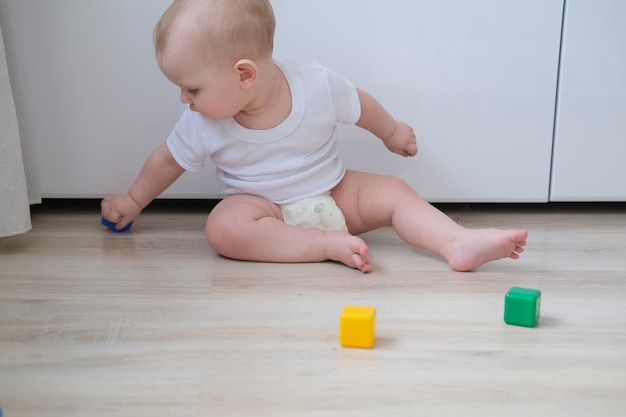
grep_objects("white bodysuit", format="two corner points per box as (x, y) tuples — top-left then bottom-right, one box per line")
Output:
(166, 61), (361, 205)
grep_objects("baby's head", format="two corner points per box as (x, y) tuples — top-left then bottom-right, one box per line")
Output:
(154, 0), (276, 70)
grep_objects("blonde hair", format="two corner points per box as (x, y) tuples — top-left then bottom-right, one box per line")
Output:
(154, 0), (276, 68)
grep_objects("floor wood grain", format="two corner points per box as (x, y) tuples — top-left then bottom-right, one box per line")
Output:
(1, 202), (625, 416)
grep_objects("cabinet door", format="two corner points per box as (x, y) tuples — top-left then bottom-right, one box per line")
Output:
(2, 0), (221, 198)
(273, 0), (563, 202)
(550, 0), (626, 201)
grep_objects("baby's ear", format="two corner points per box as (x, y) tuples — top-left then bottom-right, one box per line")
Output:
(234, 59), (257, 87)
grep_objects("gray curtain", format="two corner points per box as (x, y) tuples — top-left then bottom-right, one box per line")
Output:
(0, 12), (41, 237)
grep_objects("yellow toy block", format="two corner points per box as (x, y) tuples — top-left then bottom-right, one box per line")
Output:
(339, 306), (376, 348)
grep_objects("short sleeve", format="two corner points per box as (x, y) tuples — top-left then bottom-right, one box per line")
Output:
(325, 67), (362, 125)
(166, 109), (208, 173)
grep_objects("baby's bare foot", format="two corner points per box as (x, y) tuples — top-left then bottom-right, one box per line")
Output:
(326, 232), (372, 273)
(445, 229), (528, 272)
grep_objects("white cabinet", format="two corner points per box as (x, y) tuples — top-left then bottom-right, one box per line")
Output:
(272, 0), (563, 202)
(550, 0), (626, 201)
(4, 1), (564, 202)
(1, 0), (214, 198)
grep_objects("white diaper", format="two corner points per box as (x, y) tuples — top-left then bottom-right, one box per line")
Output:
(280, 192), (348, 232)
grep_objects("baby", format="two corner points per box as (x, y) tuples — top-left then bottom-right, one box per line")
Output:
(101, 0), (527, 273)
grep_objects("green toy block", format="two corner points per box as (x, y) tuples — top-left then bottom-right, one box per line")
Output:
(504, 287), (541, 327)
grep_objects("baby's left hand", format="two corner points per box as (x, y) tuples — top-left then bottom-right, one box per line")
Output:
(383, 122), (418, 157)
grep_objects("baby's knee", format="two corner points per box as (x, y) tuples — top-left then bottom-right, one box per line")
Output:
(383, 175), (416, 195)
(205, 211), (238, 255)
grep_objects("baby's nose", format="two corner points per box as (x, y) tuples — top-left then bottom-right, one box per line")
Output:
(180, 90), (192, 104)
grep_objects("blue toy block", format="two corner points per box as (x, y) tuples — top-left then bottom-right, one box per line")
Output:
(101, 217), (133, 233)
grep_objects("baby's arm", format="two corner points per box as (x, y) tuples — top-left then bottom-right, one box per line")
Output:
(101, 142), (185, 230)
(355, 89), (418, 157)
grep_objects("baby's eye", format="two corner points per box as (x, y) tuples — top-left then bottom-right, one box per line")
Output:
(188, 89), (199, 95)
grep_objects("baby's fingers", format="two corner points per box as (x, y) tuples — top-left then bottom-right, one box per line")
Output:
(101, 203), (123, 224)
(399, 142), (418, 157)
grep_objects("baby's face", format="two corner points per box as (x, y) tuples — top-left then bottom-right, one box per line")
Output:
(158, 49), (247, 121)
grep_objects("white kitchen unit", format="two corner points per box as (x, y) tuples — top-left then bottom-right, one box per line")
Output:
(550, 0), (626, 201)
(272, 0), (563, 202)
(2, 1), (563, 202)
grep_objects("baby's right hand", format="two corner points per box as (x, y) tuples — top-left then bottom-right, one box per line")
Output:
(101, 194), (143, 231)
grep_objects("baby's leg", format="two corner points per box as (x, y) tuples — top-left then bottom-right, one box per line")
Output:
(205, 195), (372, 272)
(333, 171), (527, 271)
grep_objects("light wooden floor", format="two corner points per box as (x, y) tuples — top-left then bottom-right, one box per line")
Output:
(1, 201), (626, 417)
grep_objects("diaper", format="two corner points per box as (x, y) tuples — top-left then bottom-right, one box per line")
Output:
(280, 192), (348, 232)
